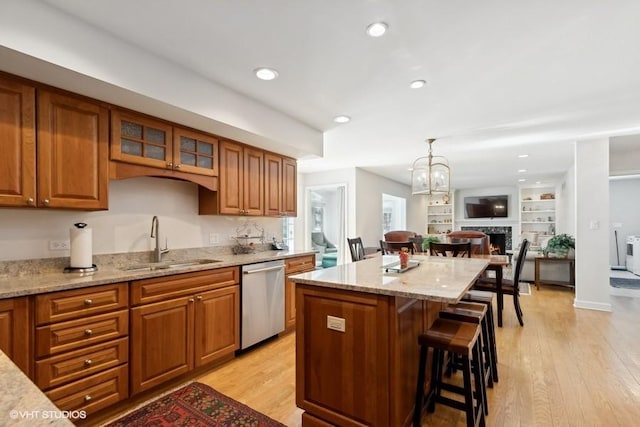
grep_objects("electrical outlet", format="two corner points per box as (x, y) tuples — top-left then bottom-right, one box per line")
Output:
(49, 240), (70, 251)
(208, 233), (219, 245)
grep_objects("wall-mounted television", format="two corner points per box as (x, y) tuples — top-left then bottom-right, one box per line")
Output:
(464, 195), (509, 219)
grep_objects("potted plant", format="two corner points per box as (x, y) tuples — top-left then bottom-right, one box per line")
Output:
(422, 236), (440, 252)
(544, 233), (575, 258)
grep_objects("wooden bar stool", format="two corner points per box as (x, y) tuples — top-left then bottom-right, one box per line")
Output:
(413, 318), (486, 427)
(462, 290), (499, 383)
(440, 302), (493, 415)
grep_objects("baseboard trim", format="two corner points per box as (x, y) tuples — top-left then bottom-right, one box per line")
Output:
(573, 299), (612, 312)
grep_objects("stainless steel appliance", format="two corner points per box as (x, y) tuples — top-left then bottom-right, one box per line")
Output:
(241, 260), (285, 349)
(633, 236), (640, 276)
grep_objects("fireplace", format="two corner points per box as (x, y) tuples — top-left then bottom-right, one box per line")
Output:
(461, 226), (512, 254)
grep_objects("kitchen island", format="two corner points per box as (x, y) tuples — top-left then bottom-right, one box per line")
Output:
(289, 255), (488, 427)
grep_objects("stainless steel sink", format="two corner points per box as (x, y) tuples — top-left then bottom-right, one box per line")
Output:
(120, 259), (222, 272)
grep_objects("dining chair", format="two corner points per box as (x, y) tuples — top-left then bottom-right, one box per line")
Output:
(447, 231), (490, 255)
(429, 242), (471, 258)
(347, 237), (366, 262)
(474, 239), (530, 326)
(380, 240), (414, 255)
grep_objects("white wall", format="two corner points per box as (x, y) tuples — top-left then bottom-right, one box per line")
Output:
(556, 165), (576, 237)
(355, 169), (426, 249)
(574, 140), (611, 311)
(0, 178), (283, 261)
(609, 177), (640, 267)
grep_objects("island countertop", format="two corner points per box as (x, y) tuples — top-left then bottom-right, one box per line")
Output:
(289, 254), (489, 303)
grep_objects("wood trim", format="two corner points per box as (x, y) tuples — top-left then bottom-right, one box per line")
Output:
(110, 161), (218, 191)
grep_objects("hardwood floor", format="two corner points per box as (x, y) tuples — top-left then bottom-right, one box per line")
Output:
(193, 287), (640, 427)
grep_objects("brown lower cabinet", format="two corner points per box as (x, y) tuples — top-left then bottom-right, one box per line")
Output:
(0, 297), (31, 376)
(129, 268), (240, 395)
(285, 254), (316, 331)
(34, 283), (129, 416)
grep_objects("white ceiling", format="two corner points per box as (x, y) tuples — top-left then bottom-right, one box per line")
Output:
(31, 0), (640, 188)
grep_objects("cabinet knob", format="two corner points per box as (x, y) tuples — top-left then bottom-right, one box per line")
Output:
(174, 164), (181, 169)
(167, 162), (173, 169)
(42, 199), (50, 206)
(188, 298), (195, 303)
(84, 395), (92, 402)
(84, 359), (92, 367)
(26, 197), (34, 205)
(196, 295), (203, 301)
(84, 329), (92, 336)
(84, 299), (92, 306)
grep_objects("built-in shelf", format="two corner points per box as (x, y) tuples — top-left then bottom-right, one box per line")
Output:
(426, 195), (454, 235)
(519, 185), (556, 245)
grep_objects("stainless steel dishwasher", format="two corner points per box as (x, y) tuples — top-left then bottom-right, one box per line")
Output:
(241, 260), (285, 349)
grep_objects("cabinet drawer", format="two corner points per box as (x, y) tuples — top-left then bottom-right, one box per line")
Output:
(35, 310), (128, 358)
(131, 267), (239, 305)
(35, 337), (128, 390)
(286, 255), (316, 274)
(46, 364), (128, 416)
(35, 283), (128, 325)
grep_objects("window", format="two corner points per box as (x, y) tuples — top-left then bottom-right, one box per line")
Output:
(382, 194), (406, 235)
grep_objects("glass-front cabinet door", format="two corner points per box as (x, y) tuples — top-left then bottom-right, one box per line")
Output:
(173, 127), (218, 176)
(111, 109), (172, 169)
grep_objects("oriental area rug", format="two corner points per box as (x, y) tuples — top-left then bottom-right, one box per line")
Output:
(105, 382), (286, 427)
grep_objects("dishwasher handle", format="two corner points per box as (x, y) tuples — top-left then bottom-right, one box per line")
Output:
(243, 265), (285, 275)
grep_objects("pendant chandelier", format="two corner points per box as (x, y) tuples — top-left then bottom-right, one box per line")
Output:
(411, 138), (450, 195)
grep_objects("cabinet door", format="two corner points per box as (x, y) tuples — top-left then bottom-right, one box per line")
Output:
(194, 285), (239, 367)
(130, 297), (194, 395)
(218, 140), (244, 215)
(173, 127), (219, 176)
(282, 157), (297, 216)
(37, 91), (109, 209)
(0, 297), (31, 376)
(110, 109), (173, 170)
(243, 146), (264, 215)
(264, 153), (282, 217)
(0, 76), (36, 208)
(284, 278), (296, 330)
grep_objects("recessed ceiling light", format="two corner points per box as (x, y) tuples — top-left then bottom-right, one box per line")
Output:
(254, 67), (279, 81)
(518, 169), (527, 173)
(333, 115), (351, 124)
(410, 80), (426, 89)
(517, 154), (529, 158)
(536, 181), (542, 184)
(366, 22), (388, 37)
(518, 178), (526, 182)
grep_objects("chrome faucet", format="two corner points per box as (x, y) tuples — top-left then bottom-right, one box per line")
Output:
(150, 216), (169, 263)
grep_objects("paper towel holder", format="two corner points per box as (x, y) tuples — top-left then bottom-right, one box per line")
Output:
(64, 222), (98, 274)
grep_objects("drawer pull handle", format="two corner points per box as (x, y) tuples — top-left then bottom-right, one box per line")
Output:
(84, 359), (92, 367)
(188, 298), (195, 303)
(196, 296), (203, 301)
(84, 299), (93, 305)
(84, 395), (92, 402)
(84, 329), (93, 336)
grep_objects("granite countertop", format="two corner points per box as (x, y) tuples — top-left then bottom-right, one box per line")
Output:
(288, 254), (489, 303)
(0, 248), (316, 299)
(0, 351), (74, 426)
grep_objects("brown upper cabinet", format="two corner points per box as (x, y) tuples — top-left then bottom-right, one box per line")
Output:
(200, 140), (264, 215)
(264, 153), (297, 217)
(0, 76), (36, 207)
(111, 110), (218, 177)
(37, 91), (109, 210)
(0, 74), (108, 210)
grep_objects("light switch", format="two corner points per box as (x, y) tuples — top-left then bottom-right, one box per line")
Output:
(327, 315), (346, 333)
(589, 220), (600, 230)
(612, 222), (623, 229)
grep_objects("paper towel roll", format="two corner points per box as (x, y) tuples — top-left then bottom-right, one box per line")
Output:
(70, 223), (93, 268)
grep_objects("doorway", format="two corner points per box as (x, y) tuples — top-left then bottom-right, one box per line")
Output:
(306, 184), (347, 267)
